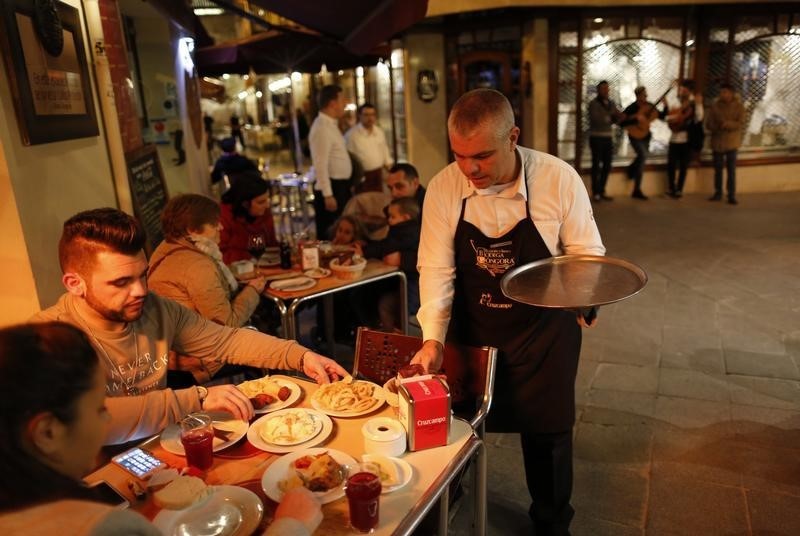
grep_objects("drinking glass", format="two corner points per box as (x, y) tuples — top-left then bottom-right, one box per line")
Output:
(180, 413), (214, 470)
(247, 233), (266, 261)
(345, 464), (381, 533)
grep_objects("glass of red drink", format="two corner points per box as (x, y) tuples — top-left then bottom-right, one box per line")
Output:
(180, 413), (214, 471)
(345, 464), (381, 533)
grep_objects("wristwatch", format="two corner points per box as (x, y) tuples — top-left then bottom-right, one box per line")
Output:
(196, 385), (209, 406)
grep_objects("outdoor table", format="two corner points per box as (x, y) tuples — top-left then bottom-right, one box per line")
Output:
(86, 377), (480, 535)
(259, 260), (408, 353)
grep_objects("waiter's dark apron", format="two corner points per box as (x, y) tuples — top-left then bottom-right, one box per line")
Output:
(451, 179), (581, 434)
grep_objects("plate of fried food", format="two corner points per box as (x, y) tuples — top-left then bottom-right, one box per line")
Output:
(310, 375), (385, 417)
(262, 448), (356, 504)
(247, 408), (333, 454)
(236, 375), (301, 414)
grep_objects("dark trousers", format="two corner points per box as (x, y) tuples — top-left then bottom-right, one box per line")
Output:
(713, 150), (738, 199)
(522, 430), (575, 536)
(589, 136), (613, 196)
(628, 136), (650, 194)
(313, 179), (351, 240)
(667, 142), (690, 194)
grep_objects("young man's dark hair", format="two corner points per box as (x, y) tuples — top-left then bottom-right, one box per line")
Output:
(317, 85), (343, 110)
(596, 80), (608, 89)
(389, 163), (419, 181)
(58, 208), (146, 275)
(357, 103), (376, 116)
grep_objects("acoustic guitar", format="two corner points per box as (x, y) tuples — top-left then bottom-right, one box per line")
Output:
(625, 84), (674, 140)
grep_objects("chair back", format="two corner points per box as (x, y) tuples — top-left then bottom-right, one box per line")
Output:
(353, 327), (497, 432)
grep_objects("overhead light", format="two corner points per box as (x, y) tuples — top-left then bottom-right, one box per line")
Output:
(345, 103), (356, 111)
(255, 90), (263, 98)
(243, 74), (249, 80)
(291, 71), (302, 81)
(594, 18), (603, 23)
(338, 70), (344, 75)
(238, 90), (248, 100)
(356, 66), (364, 77)
(194, 8), (224, 16)
(685, 39), (695, 47)
(268, 77), (291, 92)
(222, 73), (230, 80)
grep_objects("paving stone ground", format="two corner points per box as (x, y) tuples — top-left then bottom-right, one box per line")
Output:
(447, 191), (800, 535)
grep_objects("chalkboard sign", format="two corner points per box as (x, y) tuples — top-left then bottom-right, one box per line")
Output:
(125, 145), (168, 254)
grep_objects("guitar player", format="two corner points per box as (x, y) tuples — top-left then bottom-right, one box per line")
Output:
(620, 86), (667, 200)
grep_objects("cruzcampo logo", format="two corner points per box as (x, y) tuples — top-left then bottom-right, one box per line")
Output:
(470, 239), (515, 277)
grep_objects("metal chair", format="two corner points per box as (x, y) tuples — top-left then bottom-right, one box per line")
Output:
(352, 327), (497, 535)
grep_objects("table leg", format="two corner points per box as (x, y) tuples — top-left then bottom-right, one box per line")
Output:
(438, 486), (450, 534)
(323, 295), (336, 357)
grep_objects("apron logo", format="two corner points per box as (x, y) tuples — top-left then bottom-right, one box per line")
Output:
(470, 239), (515, 277)
(479, 292), (513, 309)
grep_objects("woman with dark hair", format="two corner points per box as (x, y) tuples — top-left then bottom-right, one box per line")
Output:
(0, 322), (322, 535)
(219, 171), (278, 264)
(149, 194), (267, 383)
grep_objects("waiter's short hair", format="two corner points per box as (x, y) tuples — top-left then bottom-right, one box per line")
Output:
(59, 208), (146, 275)
(318, 85), (342, 110)
(448, 89), (514, 140)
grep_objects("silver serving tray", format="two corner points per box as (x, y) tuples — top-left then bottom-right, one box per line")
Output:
(500, 255), (647, 309)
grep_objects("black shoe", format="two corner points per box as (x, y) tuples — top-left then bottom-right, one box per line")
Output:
(600, 194), (614, 201)
(675, 190), (683, 198)
(708, 193), (722, 201)
(728, 197), (738, 205)
(632, 191), (649, 200)
(592, 193), (602, 202)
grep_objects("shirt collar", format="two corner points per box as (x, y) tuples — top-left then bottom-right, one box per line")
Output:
(460, 147), (527, 201)
(320, 112), (339, 126)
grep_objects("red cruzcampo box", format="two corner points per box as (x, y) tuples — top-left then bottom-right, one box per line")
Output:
(397, 376), (451, 451)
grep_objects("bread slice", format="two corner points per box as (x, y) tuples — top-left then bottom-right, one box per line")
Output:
(153, 475), (208, 510)
(362, 454), (400, 486)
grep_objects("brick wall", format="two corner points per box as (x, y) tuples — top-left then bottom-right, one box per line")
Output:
(98, 0), (143, 153)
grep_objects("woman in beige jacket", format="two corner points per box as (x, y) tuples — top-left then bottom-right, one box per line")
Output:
(704, 83), (745, 204)
(149, 194), (268, 382)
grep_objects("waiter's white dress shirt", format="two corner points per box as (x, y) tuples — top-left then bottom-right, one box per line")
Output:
(345, 123), (393, 171)
(417, 146), (606, 344)
(309, 111), (352, 197)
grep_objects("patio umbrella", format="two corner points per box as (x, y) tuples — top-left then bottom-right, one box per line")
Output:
(246, 0), (429, 54)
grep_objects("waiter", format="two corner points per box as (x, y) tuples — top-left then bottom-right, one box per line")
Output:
(412, 89), (605, 534)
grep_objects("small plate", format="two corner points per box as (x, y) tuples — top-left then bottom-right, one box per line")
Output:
(257, 408), (323, 446)
(258, 255), (281, 268)
(160, 412), (248, 455)
(237, 376), (301, 415)
(361, 456), (413, 494)
(247, 409), (333, 454)
(269, 276), (316, 292)
(261, 448), (357, 504)
(310, 380), (386, 418)
(304, 267), (331, 279)
(152, 485), (263, 536)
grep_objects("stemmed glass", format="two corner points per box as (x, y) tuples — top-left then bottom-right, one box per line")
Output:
(247, 233), (266, 262)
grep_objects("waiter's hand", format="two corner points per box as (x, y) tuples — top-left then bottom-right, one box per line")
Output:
(576, 307), (598, 328)
(324, 196), (337, 212)
(410, 340), (444, 374)
(300, 351), (348, 384)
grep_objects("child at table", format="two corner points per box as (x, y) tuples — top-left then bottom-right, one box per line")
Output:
(0, 321), (322, 536)
(355, 197), (421, 332)
(330, 215), (367, 245)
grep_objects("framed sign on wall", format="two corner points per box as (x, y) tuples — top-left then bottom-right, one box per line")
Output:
(0, 0), (99, 145)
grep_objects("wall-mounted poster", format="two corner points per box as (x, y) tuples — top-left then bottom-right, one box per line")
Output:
(0, 0), (99, 145)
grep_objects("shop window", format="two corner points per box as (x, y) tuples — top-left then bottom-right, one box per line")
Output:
(641, 17), (684, 47)
(734, 16), (773, 44)
(583, 17), (625, 48)
(557, 54), (577, 161)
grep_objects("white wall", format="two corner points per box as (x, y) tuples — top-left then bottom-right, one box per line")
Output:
(0, 0), (116, 313)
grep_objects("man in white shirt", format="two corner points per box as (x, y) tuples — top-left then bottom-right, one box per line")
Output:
(412, 89), (605, 535)
(309, 85), (352, 239)
(345, 103), (393, 193)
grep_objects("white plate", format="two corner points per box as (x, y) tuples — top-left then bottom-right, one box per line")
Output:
(310, 381), (387, 418)
(255, 408), (323, 446)
(160, 412), (248, 455)
(152, 485), (263, 536)
(238, 376), (301, 415)
(247, 409), (333, 454)
(261, 448), (357, 504)
(257, 255), (281, 267)
(269, 276), (316, 291)
(303, 267), (331, 279)
(361, 456), (413, 494)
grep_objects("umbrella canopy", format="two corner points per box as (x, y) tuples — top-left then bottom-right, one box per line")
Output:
(247, 0), (429, 54)
(195, 29), (386, 76)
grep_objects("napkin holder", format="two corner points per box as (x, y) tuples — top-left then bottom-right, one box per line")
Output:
(397, 376), (450, 451)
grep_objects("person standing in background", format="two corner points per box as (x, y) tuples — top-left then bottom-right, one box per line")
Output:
(705, 83), (745, 205)
(309, 85), (352, 239)
(621, 86), (663, 200)
(587, 81), (624, 202)
(664, 80), (704, 198)
(345, 103), (394, 193)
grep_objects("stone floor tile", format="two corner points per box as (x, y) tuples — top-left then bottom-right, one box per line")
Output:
(593, 364), (659, 394)
(571, 514), (643, 536)
(730, 404), (800, 430)
(653, 396), (731, 429)
(572, 461), (648, 528)
(651, 427), (743, 487)
(660, 348), (726, 374)
(657, 367), (730, 402)
(583, 389), (658, 425)
(574, 422), (653, 469)
(646, 473), (749, 535)
(724, 349), (800, 380)
(747, 489), (800, 536)
(727, 376), (800, 410)
(598, 337), (660, 367)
